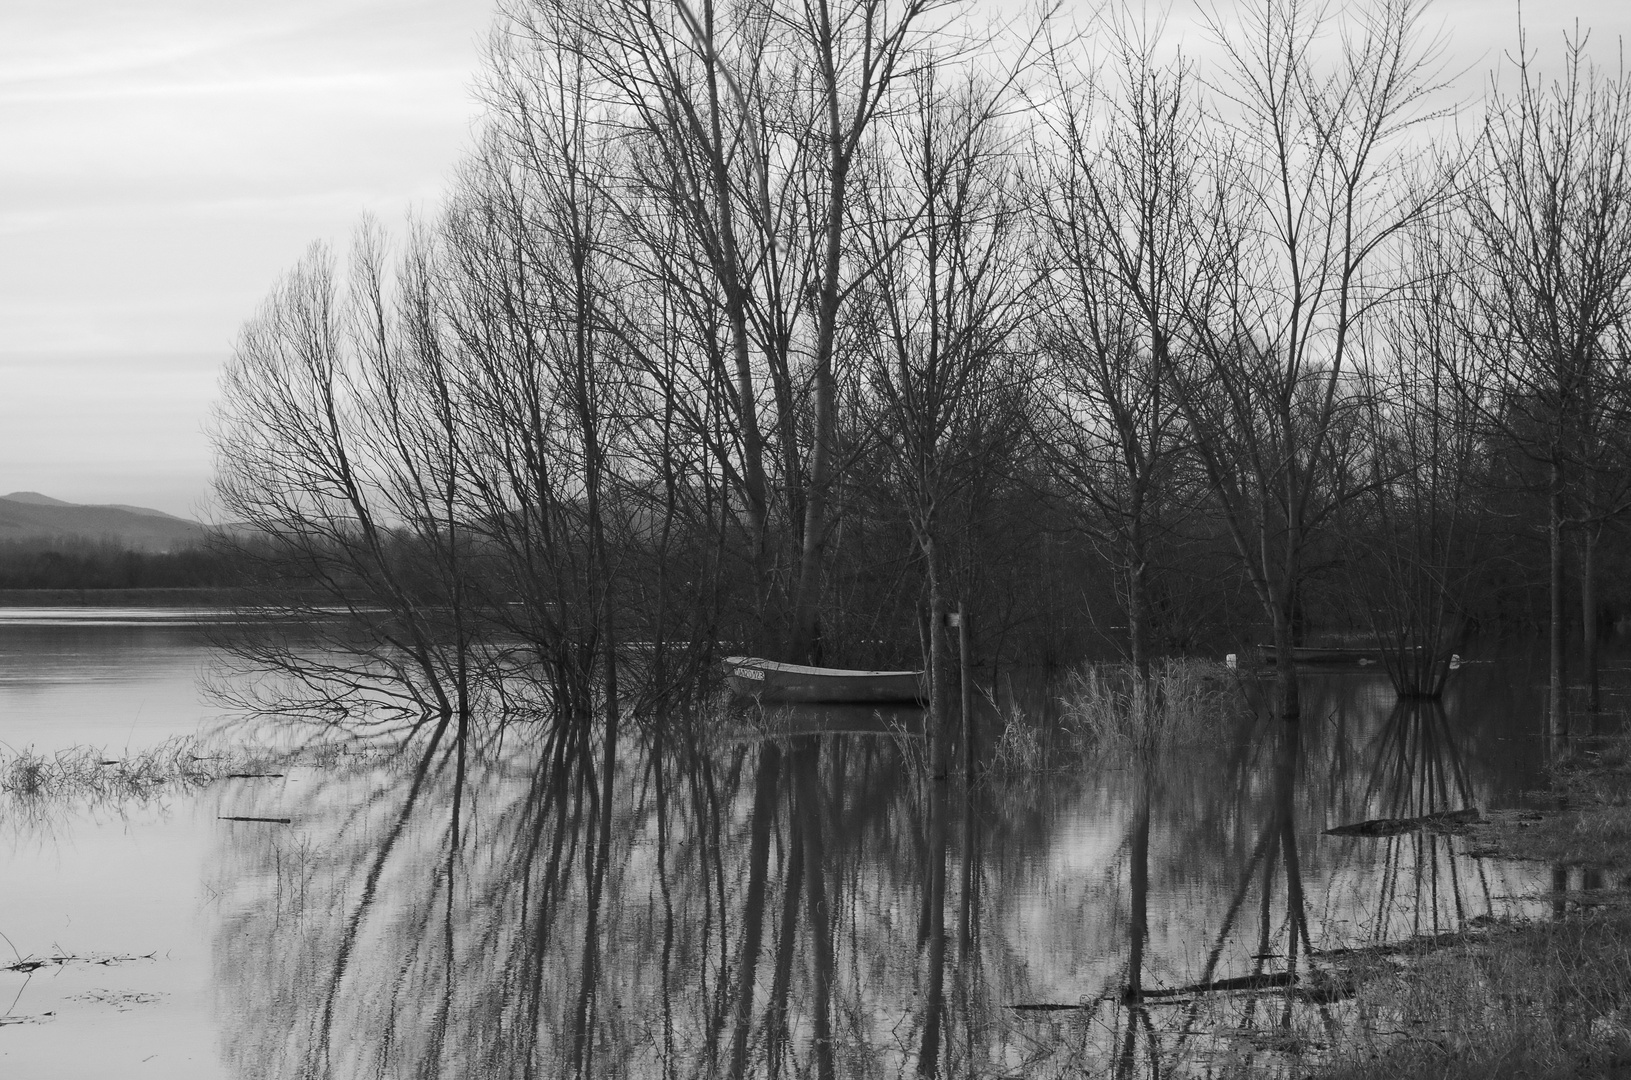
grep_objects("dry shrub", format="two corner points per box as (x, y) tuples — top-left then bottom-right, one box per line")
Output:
(1059, 659), (1245, 758)
(989, 704), (1046, 773)
(887, 718), (932, 780)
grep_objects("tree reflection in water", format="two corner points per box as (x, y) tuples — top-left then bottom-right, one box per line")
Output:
(1344, 698), (1497, 942)
(209, 684), (1544, 1079)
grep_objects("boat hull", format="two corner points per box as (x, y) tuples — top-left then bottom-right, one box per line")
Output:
(1254, 645), (1383, 667)
(1253, 644), (1459, 671)
(723, 656), (927, 704)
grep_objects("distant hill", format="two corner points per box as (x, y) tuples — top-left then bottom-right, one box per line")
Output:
(0, 493), (208, 552)
(2, 492), (73, 506)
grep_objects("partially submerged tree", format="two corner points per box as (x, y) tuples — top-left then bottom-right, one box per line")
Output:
(1173, 0), (1449, 722)
(1032, 16), (1201, 691)
(213, 232), (488, 730)
(1341, 218), (1489, 697)
(1457, 31), (1631, 737)
(506, 0), (967, 661)
(855, 62), (1031, 769)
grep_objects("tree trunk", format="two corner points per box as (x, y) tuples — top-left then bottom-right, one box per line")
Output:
(1549, 463), (1568, 749)
(1271, 597), (1301, 724)
(1127, 519), (1149, 685)
(699, 33), (770, 607)
(788, 60), (850, 664)
(958, 602), (974, 787)
(1127, 548), (1150, 726)
(927, 538), (951, 781)
(787, 358), (833, 663)
(1581, 524), (1600, 719)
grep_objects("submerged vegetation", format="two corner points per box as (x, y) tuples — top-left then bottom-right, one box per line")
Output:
(0, 739), (225, 800)
(1469, 731), (1631, 867)
(0, 736), (379, 803)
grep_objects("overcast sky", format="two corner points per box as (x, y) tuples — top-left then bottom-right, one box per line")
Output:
(0, 0), (490, 518)
(2, 0), (1628, 519)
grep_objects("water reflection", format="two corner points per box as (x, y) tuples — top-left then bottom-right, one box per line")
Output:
(209, 676), (1552, 1078)
(1335, 699), (1496, 942)
(0, 618), (222, 748)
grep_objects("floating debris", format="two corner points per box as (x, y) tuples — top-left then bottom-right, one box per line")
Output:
(69, 989), (166, 1010)
(1326, 808), (1481, 836)
(3, 951), (156, 974)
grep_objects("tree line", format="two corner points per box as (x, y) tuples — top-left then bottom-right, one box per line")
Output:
(0, 538), (245, 591)
(212, 0), (1631, 743)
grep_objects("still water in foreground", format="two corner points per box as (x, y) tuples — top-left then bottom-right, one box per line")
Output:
(0, 613), (1593, 1077)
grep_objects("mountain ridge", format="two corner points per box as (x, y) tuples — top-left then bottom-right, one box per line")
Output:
(0, 493), (207, 552)
(2, 491), (190, 521)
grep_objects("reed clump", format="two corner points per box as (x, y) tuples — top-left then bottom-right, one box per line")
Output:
(1059, 659), (1244, 757)
(0, 737), (280, 801)
(989, 699), (1047, 773)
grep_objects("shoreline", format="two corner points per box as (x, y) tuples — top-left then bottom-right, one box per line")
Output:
(0, 587), (241, 607)
(1321, 738), (1631, 1078)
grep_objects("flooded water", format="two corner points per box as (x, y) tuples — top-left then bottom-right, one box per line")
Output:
(0, 613), (1598, 1077)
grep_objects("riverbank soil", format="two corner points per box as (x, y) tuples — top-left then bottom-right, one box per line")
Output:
(1324, 737), (1631, 1079)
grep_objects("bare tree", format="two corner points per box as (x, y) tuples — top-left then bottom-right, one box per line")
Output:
(1173, 0), (1448, 722)
(213, 230), (488, 730)
(502, 0), (966, 661)
(1341, 217), (1489, 696)
(445, 30), (634, 729)
(856, 62), (1030, 763)
(1457, 30), (1631, 736)
(1032, 14), (1201, 691)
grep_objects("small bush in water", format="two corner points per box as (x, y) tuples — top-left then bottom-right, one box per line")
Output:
(1060, 659), (1244, 756)
(990, 708), (1047, 772)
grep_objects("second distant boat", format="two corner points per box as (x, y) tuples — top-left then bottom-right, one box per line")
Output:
(722, 656), (928, 704)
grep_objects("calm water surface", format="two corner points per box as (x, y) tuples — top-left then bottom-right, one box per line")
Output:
(0, 614), (1596, 1077)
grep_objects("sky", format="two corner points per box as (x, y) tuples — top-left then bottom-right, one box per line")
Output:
(2, 0), (1629, 520)
(0, 0), (491, 518)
